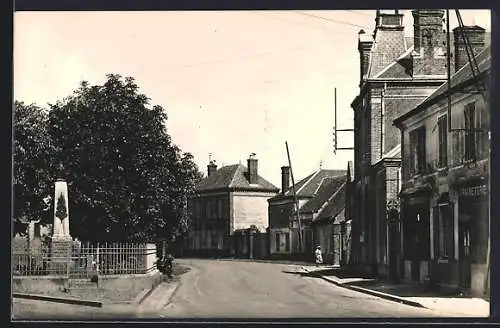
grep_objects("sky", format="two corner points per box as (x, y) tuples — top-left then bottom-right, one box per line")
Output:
(13, 9), (491, 187)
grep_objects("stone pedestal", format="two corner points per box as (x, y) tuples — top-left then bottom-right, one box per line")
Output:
(50, 237), (73, 274)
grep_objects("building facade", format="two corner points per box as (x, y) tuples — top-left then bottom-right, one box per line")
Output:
(349, 9), (452, 278)
(394, 27), (490, 296)
(309, 179), (347, 266)
(268, 167), (345, 261)
(185, 155), (279, 257)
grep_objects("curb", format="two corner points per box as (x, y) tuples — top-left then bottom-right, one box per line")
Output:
(12, 292), (103, 308)
(158, 283), (180, 309)
(215, 258), (313, 266)
(138, 282), (179, 312)
(302, 268), (426, 309)
(137, 276), (164, 305)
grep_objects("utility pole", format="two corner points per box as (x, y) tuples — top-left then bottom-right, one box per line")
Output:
(333, 87), (354, 153)
(285, 142), (303, 253)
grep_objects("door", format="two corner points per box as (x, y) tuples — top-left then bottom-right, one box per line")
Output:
(459, 221), (472, 290)
(304, 229), (314, 258)
(388, 209), (400, 281)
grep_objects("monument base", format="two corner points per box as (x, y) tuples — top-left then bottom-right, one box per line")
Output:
(50, 237), (73, 274)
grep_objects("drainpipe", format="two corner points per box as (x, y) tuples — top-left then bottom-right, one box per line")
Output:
(380, 83), (387, 158)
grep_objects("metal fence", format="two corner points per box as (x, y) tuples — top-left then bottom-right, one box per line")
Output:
(12, 241), (157, 277)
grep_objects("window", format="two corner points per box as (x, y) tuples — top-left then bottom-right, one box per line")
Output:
(218, 199), (222, 218)
(437, 205), (454, 259)
(212, 231), (219, 249)
(206, 200), (211, 219)
(464, 102), (476, 161)
(285, 233), (290, 252)
(438, 115), (448, 168)
(409, 126), (426, 175)
(275, 233), (280, 252)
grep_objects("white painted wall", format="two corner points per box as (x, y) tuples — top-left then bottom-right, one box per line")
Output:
(232, 191), (277, 232)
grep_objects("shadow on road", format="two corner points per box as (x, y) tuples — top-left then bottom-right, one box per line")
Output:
(284, 268), (473, 299)
(281, 270), (317, 278)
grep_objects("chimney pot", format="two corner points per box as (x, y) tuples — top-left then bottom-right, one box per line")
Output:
(207, 161), (217, 177)
(247, 155), (258, 184)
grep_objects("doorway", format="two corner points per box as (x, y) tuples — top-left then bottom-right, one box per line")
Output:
(387, 209), (400, 281)
(458, 219), (472, 290)
(409, 205), (430, 282)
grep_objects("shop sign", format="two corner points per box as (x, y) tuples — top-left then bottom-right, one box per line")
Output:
(459, 184), (488, 197)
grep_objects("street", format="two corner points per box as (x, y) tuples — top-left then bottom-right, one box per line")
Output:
(157, 259), (442, 318)
(13, 259), (445, 320)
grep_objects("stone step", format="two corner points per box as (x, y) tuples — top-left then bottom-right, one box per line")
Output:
(68, 279), (98, 290)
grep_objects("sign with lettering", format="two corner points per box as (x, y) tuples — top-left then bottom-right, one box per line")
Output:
(460, 184), (488, 197)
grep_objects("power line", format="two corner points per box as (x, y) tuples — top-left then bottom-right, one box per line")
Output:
(293, 11), (371, 30)
(346, 10), (374, 18)
(251, 11), (359, 36)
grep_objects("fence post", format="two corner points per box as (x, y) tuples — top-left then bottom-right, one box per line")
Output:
(96, 242), (100, 275)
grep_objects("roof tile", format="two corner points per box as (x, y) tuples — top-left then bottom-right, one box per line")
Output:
(300, 176), (346, 214)
(196, 164), (279, 192)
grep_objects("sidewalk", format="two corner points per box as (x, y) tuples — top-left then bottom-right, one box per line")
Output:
(301, 265), (490, 317)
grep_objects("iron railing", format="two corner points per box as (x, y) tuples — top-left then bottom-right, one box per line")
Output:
(12, 241), (157, 277)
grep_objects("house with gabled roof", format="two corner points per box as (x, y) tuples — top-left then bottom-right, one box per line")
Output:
(302, 175), (348, 266)
(185, 154), (279, 258)
(268, 167), (346, 261)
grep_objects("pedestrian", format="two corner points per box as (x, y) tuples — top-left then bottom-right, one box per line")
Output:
(315, 246), (323, 267)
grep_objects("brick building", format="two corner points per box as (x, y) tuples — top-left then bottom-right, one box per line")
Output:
(268, 167), (345, 261)
(349, 10), (456, 278)
(185, 155), (279, 257)
(394, 27), (490, 297)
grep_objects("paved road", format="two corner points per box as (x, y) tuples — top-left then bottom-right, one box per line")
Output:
(158, 259), (442, 318)
(12, 259), (445, 320)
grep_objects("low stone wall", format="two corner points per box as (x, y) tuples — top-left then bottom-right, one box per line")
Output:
(13, 276), (67, 294)
(12, 271), (162, 303)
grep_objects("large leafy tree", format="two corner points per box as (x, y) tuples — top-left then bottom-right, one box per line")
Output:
(13, 101), (57, 236)
(42, 74), (202, 242)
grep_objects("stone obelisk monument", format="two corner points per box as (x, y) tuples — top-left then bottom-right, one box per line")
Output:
(50, 164), (73, 272)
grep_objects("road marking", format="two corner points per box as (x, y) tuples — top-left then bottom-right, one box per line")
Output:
(194, 275), (203, 296)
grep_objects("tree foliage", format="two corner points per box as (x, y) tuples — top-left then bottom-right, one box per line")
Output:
(13, 101), (57, 235)
(14, 74), (203, 242)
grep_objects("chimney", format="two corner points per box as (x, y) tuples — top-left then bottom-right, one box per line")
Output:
(453, 25), (486, 72)
(281, 166), (290, 194)
(247, 153), (258, 184)
(207, 160), (217, 177)
(411, 9), (446, 76)
(375, 10), (404, 30)
(358, 29), (374, 83)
